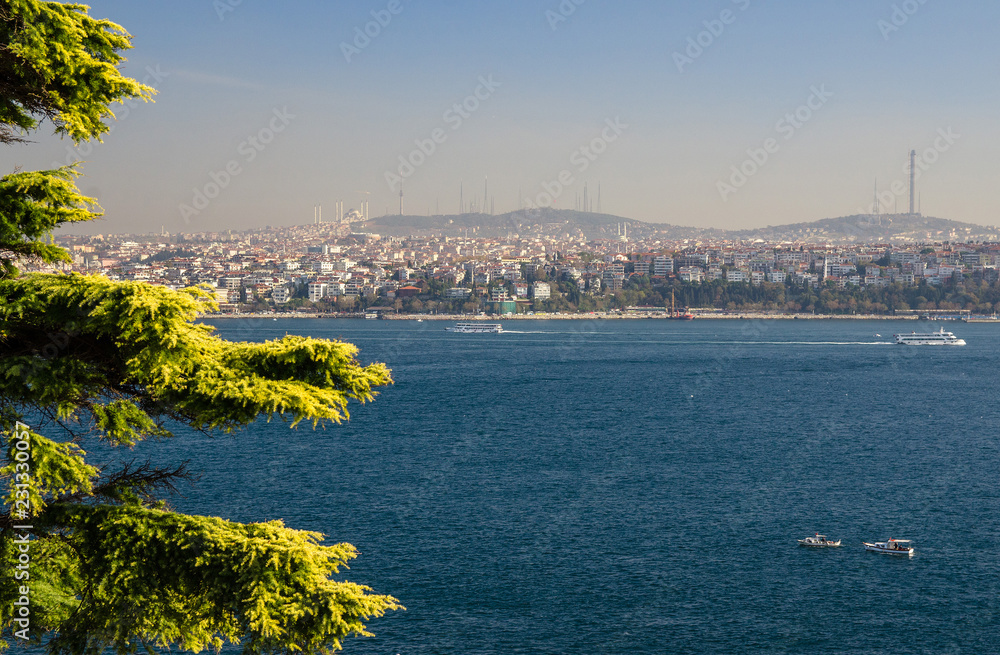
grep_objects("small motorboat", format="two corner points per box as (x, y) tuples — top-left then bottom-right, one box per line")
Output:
(798, 533), (841, 547)
(863, 538), (913, 556)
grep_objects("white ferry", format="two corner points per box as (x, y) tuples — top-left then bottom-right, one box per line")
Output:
(863, 538), (914, 556)
(893, 327), (966, 346)
(445, 322), (503, 334)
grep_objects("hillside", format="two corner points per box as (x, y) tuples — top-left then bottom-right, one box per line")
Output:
(725, 214), (1000, 243)
(362, 208), (718, 240)
(358, 209), (1000, 244)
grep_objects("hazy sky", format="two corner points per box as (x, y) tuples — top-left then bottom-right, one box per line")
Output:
(2, 0), (998, 234)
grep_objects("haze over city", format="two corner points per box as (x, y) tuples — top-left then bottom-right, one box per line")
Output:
(1, 0), (997, 235)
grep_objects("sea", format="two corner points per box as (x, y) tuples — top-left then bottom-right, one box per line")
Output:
(155, 318), (1000, 654)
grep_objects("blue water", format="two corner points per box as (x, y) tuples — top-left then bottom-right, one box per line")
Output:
(159, 319), (1000, 654)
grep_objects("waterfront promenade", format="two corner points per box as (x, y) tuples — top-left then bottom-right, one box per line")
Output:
(206, 312), (923, 321)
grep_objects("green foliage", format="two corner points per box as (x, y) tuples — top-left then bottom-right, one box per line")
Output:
(0, 275), (392, 434)
(2, 427), (97, 516)
(0, 275), (399, 653)
(0, 3), (399, 653)
(0, 0), (152, 276)
(25, 506), (401, 655)
(0, 0), (154, 144)
(0, 166), (102, 277)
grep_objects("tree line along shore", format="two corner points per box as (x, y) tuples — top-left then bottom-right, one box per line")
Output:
(217, 275), (1000, 318)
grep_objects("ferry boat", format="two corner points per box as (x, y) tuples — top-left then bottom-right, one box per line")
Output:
(893, 327), (966, 346)
(445, 322), (503, 334)
(863, 538), (914, 556)
(798, 534), (841, 547)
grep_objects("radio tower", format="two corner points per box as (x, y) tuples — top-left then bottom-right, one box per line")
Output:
(909, 149), (916, 215)
(873, 178), (879, 218)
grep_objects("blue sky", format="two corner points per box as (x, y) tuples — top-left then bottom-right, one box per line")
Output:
(2, 0), (998, 234)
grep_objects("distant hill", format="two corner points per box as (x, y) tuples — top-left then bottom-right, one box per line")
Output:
(725, 214), (1000, 244)
(362, 208), (717, 241)
(358, 209), (1000, 244)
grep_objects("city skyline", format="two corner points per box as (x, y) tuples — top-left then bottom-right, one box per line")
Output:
(1, 1), (997, 234)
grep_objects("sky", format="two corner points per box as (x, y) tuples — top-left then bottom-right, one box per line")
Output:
(3, 0), (999, 234)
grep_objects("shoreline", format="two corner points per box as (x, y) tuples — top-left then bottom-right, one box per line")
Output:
(202, 312), (925, 321)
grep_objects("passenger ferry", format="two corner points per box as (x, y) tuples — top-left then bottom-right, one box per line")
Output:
(445, 322), (504, 334)
(893, 327), (966, 346)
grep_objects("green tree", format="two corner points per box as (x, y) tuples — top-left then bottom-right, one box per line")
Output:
(1, 2), (399, 652)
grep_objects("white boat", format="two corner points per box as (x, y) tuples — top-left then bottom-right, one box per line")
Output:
(863, 538), (914, 556)
(798, 534), (841, 547)
(445, 322), (503, 334)
(893, 327), (965, 346)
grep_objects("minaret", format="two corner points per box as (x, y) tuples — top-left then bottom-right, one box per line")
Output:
(909, 149), (916, 215)
(399, 182), (404, 216)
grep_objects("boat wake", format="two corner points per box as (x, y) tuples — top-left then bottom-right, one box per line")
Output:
(698, 340), (893, 346)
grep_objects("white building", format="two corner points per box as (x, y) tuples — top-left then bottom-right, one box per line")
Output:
(726, 270), (747, 283)
(677, 266), (703, 283)
(444, 287), (471, 299)
(653, 256), (674, 276)
(308, 283), (328, 302)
